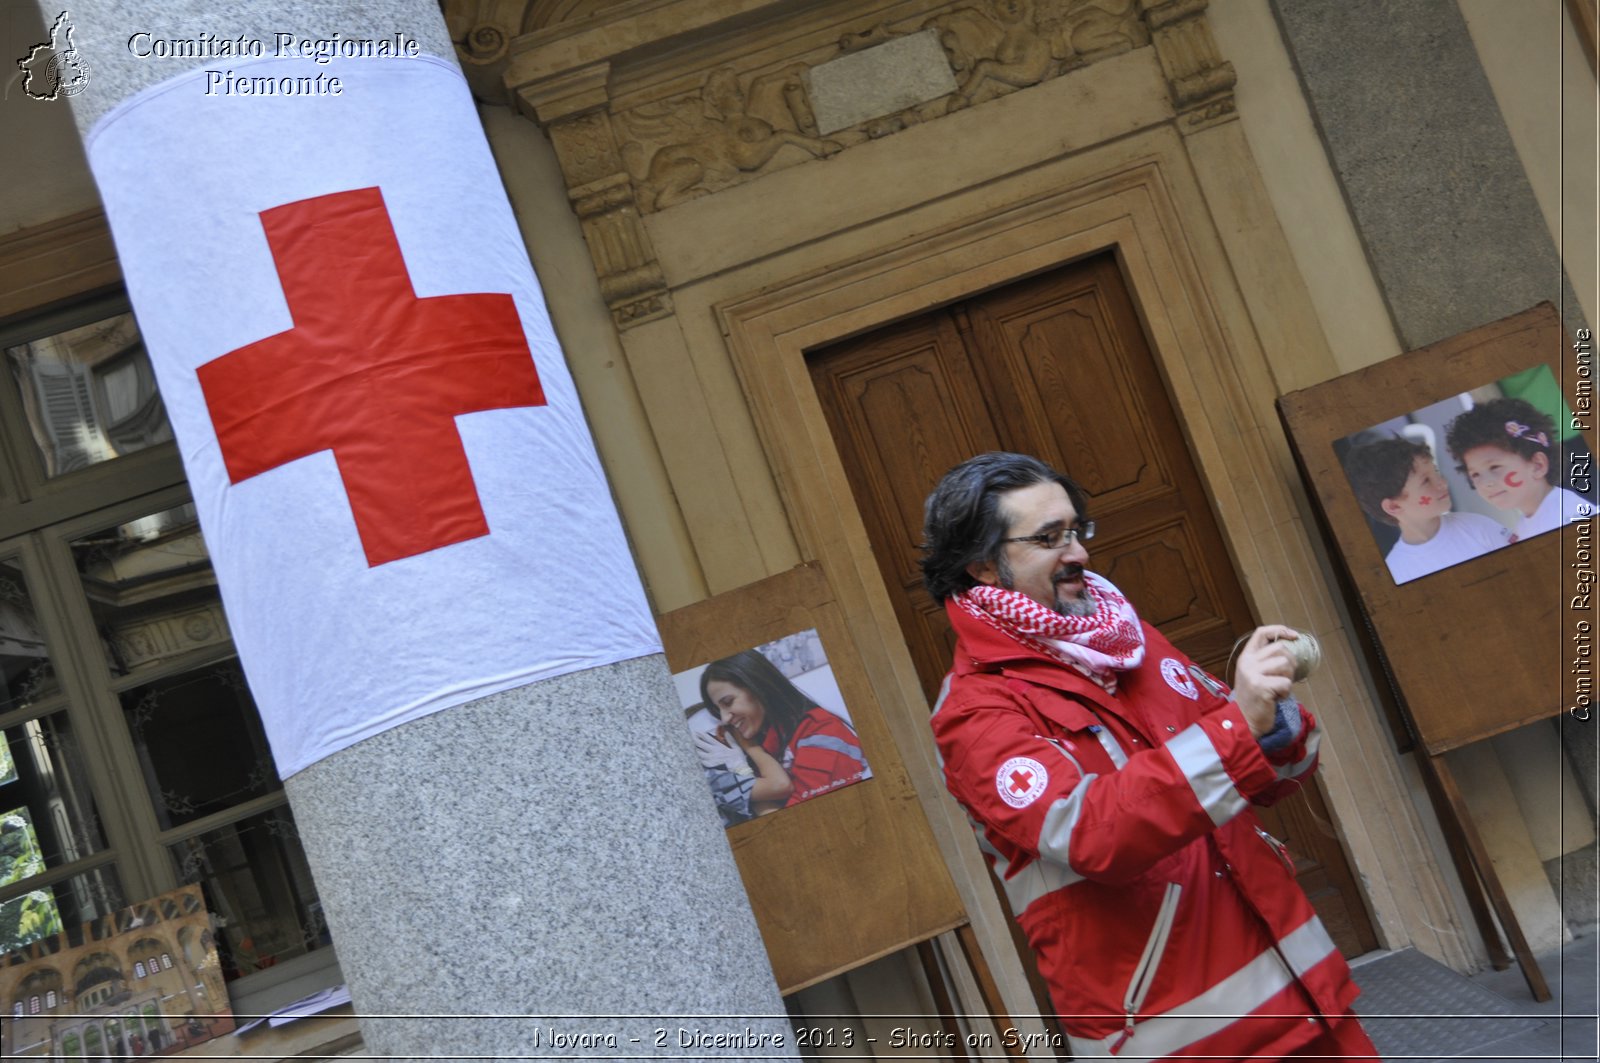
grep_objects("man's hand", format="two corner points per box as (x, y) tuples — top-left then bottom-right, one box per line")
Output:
(1233, 625), (1300, 737)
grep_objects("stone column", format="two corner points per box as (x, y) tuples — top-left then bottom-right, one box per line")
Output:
(53, 2), (792, 1058)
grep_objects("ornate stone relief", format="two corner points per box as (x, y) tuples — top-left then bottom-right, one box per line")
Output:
(524, 66), (674, 328)
(110, 603), (232, 673)
(444, 0), (539, 103)
(495, 0), (1235, 326)
(1139, 0), (1236, 130)
(930, 0), (1148, 106)
(445, 0), (654, 102)
(621, 66), (844, 212)
(605, 0), (1150, 213)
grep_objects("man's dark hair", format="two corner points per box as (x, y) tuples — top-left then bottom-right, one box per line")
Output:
(919, 452), (1088, 601)
(1343, 437), (1431, 526)
(1444, 397), (1559, 485)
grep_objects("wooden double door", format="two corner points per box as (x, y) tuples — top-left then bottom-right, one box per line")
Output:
(809, 252), (1378, 958)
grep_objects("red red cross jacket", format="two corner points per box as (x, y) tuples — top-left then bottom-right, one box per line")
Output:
(761, 707), (873, 807)
(931, 600), (1361, 1058)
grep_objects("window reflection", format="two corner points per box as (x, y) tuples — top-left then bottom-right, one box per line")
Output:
(5, 311), (172, 478)
(0, 866), (124, 959)
(0, 808), (62, 949)
(0, 560), (59, 717)
(171, 810), (326, 981)
(0, 711), (108, 869)
(71, 505), (227, 678)
(121, 661), (280, 829)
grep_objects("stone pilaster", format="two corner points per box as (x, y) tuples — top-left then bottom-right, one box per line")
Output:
(520, 65), (673, 329)
(1141, 0), (1237, 131)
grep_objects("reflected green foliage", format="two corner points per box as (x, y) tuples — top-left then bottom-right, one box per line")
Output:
(0, 807), (63, 954)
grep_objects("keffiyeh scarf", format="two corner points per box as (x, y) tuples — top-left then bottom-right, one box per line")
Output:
(956, 571), (1146, 691)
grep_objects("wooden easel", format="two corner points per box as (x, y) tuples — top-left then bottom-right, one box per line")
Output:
(658, 563), (1028, 1054)
(1279, 304), (1592, 1003)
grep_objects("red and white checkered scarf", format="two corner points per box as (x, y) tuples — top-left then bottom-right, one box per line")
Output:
(955, 571), (1146, 690)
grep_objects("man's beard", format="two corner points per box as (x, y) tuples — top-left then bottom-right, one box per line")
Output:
(1056, 592), (1097, 617)
(996, 557), (1098, 617)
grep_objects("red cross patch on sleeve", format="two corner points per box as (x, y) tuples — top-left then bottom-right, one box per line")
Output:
(997, 756), (1048, 808)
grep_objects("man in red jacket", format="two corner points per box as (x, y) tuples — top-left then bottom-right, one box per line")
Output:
(921, 452), (1377, 1060)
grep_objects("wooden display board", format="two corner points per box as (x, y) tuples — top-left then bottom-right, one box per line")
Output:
(1278, 302), (1594, 1002)
(1279, 304), (1590, 753)
(657, 562), (968, 994)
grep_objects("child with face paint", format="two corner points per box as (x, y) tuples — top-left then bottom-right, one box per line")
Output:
(1445, 397), (1592, 540)
(1345, 436), (1513, 584)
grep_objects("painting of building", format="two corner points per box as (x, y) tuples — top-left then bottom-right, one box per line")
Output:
(0, 884), (233, 1058)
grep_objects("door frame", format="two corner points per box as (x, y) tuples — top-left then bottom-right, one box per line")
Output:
(713, 128), (1470, 1014)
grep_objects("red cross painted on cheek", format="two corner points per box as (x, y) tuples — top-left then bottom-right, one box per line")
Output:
(1418, 496), (1433, 506)
(197, 188), (547, 567)
(1009, 769), (1034, 793)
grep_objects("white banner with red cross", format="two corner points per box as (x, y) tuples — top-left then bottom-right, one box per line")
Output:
(84, 55), (662, 777)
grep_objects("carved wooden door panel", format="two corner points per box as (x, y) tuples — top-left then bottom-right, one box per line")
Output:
(809, 252), (1379, 958)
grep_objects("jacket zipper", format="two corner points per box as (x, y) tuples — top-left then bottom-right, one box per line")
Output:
(1255, 825), (1296, 873)
(1112, 881), (1181, 1053)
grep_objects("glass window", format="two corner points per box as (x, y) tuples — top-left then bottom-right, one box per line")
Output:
(121, 661), (279, 830)
(0, 558), (60, 718)
(66, 501), (328, 983)
(70, 504), (223, 679)
(0, 555), (116, 958)
(1, 710), (111, 867)
(1, 291), (333, 1003)
(0, 866), (125, 957)
(171, 808), (326, 980)
(4, 311), (172, 479)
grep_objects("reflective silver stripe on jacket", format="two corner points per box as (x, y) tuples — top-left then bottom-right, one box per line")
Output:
(976, 820), (1087, 913)
(930, 671), (954, 719)
(1164, 722), (1247, 826)
(794, 733), (868, 766)
(1068, 917), (1341, 1058)
(1037, 770), (1100, 867)
(1274, 720), (1322, 780)
(1092, 726), (1129, 769)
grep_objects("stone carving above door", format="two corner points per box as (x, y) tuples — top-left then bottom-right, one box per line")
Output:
(496, 0), (1236, 326)
(602, 0), (1151, 212)
(621, 66), (844, 212)
(929, 0), (1148, 107)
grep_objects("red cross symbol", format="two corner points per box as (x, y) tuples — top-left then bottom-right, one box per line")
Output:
(1008, 769), (1034, 794)
(197, 187), (545, 567)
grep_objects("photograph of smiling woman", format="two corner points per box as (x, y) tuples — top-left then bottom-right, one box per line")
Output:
(678, 634), (874, 827)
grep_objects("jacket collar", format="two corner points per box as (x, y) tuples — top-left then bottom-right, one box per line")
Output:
(945, 596), (1132, 719)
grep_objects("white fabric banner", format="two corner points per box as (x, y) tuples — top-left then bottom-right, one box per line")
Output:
(86, 55), (662, 777)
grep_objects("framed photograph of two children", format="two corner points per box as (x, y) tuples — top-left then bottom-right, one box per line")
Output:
(1279, 304), (1595, 755)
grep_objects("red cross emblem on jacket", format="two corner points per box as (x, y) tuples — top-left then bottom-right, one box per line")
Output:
(197, 187), (546, 566)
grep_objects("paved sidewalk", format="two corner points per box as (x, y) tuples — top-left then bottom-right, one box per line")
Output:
(1352, 933), (1598, 1061)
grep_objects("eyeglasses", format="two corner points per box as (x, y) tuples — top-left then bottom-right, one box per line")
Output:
(1002, 521), (1096, 550)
